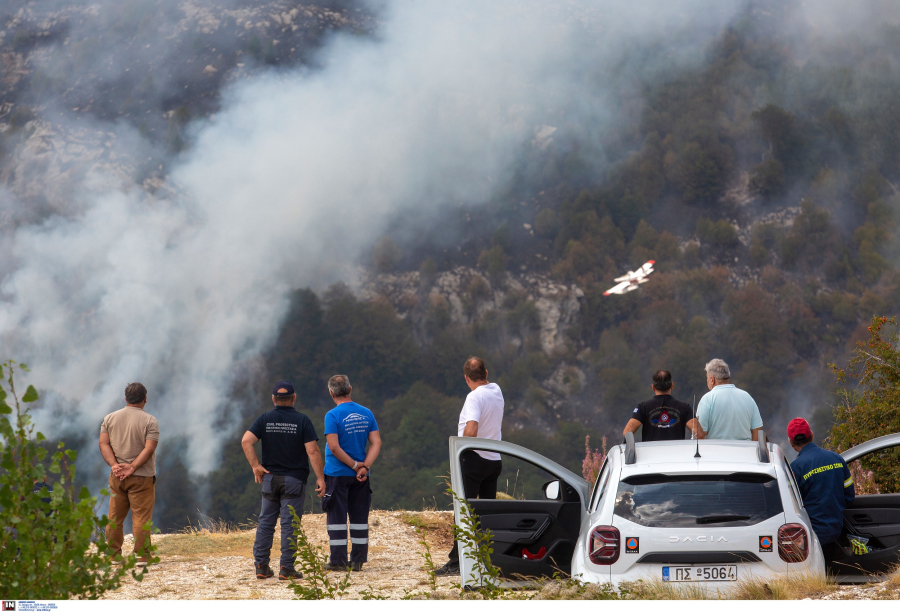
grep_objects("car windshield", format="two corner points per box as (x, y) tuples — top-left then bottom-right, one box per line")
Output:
(613, 473), (783, 528)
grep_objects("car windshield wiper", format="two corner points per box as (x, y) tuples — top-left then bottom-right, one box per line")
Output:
(695, 514), (751, 524)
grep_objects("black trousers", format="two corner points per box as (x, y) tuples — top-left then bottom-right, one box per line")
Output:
(322, 475), (372, 565)
(449, 450), (502, 562)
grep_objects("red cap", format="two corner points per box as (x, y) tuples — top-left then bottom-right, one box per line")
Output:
(787, 418), (812, 442)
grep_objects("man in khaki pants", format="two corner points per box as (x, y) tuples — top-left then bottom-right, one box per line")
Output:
(99, 382), (159, 564)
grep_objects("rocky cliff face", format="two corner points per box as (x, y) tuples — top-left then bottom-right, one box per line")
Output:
(359, 267), (584, 354)
(358, 266), (591, 430)
(0, 1), (372, 228)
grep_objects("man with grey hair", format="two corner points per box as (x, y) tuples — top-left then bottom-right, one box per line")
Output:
(695, 359), (764, 440)
(322, 375), (381, 571)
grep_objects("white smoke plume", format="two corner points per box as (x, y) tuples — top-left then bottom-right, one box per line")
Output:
(0, 1), (746, 474)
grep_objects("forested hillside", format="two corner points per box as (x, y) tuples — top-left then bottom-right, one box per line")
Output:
(3, 1), (900, 529)
(202, 6), (900, 522)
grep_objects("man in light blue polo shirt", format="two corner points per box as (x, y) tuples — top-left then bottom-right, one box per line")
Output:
(696, 358), (763, 440)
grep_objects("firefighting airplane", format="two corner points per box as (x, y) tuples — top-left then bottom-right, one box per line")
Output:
(603, 260), (655, 295)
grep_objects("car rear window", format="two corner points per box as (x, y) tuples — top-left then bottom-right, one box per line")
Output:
(613, 473), (783, 528)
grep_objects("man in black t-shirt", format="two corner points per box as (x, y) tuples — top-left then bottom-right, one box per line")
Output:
(241, 381), (325, 581)
(622, 370), (697, 442)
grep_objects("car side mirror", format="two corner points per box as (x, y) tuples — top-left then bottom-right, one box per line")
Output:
(542, 480), (560, 500)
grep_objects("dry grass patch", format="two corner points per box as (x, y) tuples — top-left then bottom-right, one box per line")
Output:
(400, 511), (454, 548)
(154, 530), (259, 557)
(880, 564), (900, 598)
(730, 571), (837, 600)
(885, 565), (900, 589)
(620, 579), (717, 600)
(400, 511), (450, 531)
(155, 514), (283, 558)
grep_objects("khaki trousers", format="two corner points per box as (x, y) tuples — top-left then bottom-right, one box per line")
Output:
(107, 473), (156, 560)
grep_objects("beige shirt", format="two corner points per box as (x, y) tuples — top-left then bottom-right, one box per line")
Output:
(100, 406), (160, 477)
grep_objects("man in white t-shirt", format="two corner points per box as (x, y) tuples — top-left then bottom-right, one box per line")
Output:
(435, 356), (504, 576)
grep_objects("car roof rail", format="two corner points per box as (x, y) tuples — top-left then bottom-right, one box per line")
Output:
(624, 431), (636, 465)
(758, 430), (770, 463)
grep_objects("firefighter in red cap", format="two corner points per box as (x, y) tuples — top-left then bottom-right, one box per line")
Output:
(787, 418), (855, 548)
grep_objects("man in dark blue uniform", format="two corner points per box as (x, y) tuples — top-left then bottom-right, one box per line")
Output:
(787, 418), (855, 546)
(242, 381), (326, 580)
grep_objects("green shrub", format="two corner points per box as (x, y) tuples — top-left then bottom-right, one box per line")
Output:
(534, 209), (560, 238)
(478, 245), (508, 281)
(286, 506), (351, 599)
(696, 218), (739, 247)
(446, 487), (502, 597)
(0, 360), (153, 598)
(830, 316), (900, 493)
(372, 236), (402, 272)
(749, 222), (783, 267)
(749, 158), (786, 197)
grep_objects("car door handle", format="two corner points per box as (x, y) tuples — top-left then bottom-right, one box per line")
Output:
(852, 514), (873, 523)
(517, 519), (537, 528)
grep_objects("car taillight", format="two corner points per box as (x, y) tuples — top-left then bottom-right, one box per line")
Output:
(778, 523), (809, 563)
(589, 526), (620, 565)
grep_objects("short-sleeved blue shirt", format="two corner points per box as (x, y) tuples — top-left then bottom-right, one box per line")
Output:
(324, 402), (378, 477)
(248, 406), (319, 481)
(790, 443), (855, 545)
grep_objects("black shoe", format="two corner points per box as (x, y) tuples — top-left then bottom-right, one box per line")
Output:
(324, 562), (348, 571)
(256, 563), (274, 579)
(349, 561), (363, 572)
(279, 566), (303, 580)
(434, 561), (459, 576)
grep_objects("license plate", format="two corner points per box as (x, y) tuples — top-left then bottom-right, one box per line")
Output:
(662, 565), (737, 582)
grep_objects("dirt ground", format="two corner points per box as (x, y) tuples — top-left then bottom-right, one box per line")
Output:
(100, 509), (898, 600)
(101, 510), (461, 600)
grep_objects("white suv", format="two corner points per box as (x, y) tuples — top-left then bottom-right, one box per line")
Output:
(571, 435), (822, 588)
(449, 432), (900, 589)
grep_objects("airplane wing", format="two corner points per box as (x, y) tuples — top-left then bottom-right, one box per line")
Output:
(615, 260), (655, 282)
(603, 281), (631, 296)
(607, 260), (656, 295)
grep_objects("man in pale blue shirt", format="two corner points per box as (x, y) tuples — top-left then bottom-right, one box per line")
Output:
(696, 358), (763, 440)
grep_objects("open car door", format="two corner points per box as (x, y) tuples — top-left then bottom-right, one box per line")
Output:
(449, 436), (590, 587)
(828, 433), (900, 581)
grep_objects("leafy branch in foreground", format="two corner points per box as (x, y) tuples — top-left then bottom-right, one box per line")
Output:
(0, 359), (155, 598)
(445, 486), (504, 599)
(286, 505), (351, 600)
(416, 526), (438, 593)
(829, 315), (900, 493)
